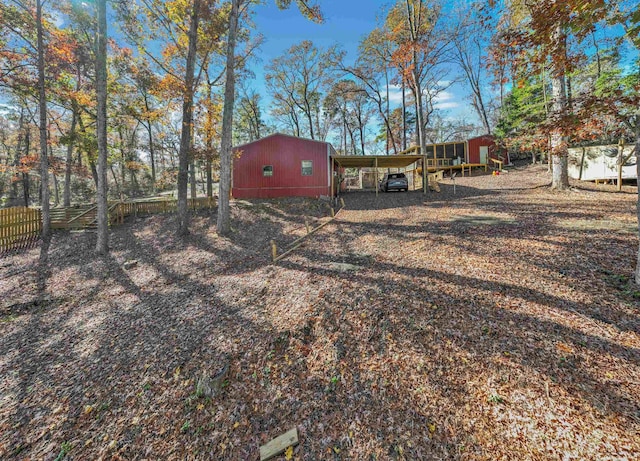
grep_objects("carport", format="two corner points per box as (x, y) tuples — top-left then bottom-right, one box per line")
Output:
(330, 154), (427, 198)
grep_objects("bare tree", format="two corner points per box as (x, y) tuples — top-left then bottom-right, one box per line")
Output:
(336, 27), (399, 154)
(236, 86), (265, 143)
(452, 8), (493, 135)
(386, 0), (452, 163)
(265, 40), (336, 140)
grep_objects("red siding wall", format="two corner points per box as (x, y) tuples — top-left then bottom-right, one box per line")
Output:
(232, 134), (331, 199)
(467, 135), (498, 164)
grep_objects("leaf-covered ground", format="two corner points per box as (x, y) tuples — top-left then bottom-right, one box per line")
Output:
(1, 164), (639, 460)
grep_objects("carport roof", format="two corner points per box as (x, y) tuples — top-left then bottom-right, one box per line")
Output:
(331, 154), (423, 169)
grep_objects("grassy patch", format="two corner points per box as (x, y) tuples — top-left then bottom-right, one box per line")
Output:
(451, 214), (517, 226)
(557, 219), (636, 233)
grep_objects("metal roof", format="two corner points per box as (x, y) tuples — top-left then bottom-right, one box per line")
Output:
(233, 133), (337, 152)
(331, 154), (424, 169)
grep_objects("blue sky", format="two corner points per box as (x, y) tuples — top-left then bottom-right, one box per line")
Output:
(247, 0), (472, 125)
(252, 0), (379, 62)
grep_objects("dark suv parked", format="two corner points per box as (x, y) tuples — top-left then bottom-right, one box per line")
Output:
(379, 172), (408, 192)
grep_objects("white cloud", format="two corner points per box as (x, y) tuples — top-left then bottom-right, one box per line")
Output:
(436, 101), (461, 110)
(433, 91), (460, 109)
(387, 85), (404, 104)
(387, 85), (461, 109)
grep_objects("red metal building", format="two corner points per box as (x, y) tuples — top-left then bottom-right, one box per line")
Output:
(232, 133), (336, 199)
(467, 135), (508, 164)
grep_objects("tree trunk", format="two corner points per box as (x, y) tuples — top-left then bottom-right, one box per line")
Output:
(349, 127), (356, 155)
(147, 122), (156, 193)
(199, 167), (206, 194)
(551, 75), (569, 190)
(216, 0), (240, 236)
(36, 0), (50, 243)
(476, 91), (491, 136)
(110, 164), (121, 197)
(144, 94), (156, 192)
(23, 128), (31, 207)
(635, 125), (640, 285)
(119, 129), (126, 194)
(358, 110), (366, 156)
(89, 158), (98, 189)
(52, 171), (60, 206)
(177, 0), (200, 236)
(190, 158), (197, 199)
(95, 0), (109, 254)
(550, 25), (569, 191)
(402, 80), (407, 151)
(406, 0), (427, 191)
(205, 82), (214, 198)
(206, 158), (213, 198)
(130, 169), (139, 196)
(205, 80), (213, 197)
(22, 172), (30, 207)
(305, 102), (315, 140)
(343, 102), (347, 155)
(385, 67), (390, 155)
(412, 73), (428, 192)
(9, 109), (24, 207)
(63, 105), (77, 207)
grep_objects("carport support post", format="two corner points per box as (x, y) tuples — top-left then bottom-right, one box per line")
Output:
(413, 163), (417, 191)
(330, 157), (334, 201)
(375, 157), (378, 197)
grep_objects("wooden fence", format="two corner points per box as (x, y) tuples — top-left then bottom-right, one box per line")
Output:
(1, 196), (217, 254)
(0, 207), (42, 255)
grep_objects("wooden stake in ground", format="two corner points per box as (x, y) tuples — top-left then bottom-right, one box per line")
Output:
(260, 427), (299, 461)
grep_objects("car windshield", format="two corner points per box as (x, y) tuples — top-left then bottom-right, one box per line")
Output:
(387, 173), (405, 179)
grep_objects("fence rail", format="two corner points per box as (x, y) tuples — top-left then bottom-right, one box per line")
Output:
(1, 196), (217, 255)
(0, 207), (42, 255)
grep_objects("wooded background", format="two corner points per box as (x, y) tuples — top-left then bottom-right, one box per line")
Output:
(0, 0), (638, 244)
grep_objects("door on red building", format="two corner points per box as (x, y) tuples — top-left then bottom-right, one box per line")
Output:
(479, 146), (488, 164)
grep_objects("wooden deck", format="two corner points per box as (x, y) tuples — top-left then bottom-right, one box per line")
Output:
(50, 197), (217, 230)
(418, 163), (488, 177)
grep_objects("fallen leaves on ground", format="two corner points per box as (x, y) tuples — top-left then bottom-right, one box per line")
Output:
(1, 164), (639, 460)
